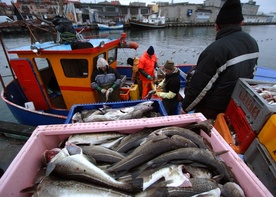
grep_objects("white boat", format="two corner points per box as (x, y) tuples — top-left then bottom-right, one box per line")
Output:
(129, 12), (166, 29)
(97, 23), (124, 30)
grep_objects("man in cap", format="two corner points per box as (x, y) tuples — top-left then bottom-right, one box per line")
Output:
(181, 0), (259, 120)
(156, 60), (180, 115)
(138, 46), (159, 99)
(91, 57), (121, 102)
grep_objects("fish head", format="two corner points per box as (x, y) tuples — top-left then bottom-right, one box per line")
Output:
(72, 112), (82, 123)
(65, 142), (83, 155)
(135, 101), (154, 111)
(42, 148), (61, 165)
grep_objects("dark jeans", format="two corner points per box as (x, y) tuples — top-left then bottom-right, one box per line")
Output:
(162, 99), (179, 115)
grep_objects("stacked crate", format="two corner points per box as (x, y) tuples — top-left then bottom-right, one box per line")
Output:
(214, 78), (276, 195)
(244, 114), (276, 195)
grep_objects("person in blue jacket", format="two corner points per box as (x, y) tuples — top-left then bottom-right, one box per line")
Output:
(181, 0), (259, 120)
(91, 57), (121, 102)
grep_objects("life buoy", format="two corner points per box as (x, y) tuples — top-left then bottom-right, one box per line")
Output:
(119, 32), (139, 49)
(119, 41), (139, 49)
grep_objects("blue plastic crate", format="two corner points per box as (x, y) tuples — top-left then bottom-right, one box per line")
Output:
(64, 99), (167, 124)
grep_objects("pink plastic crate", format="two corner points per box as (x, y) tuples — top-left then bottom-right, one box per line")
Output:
(0, 113), (273, 197)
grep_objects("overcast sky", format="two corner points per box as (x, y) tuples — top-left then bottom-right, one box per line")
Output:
(2, 0), (275, 14)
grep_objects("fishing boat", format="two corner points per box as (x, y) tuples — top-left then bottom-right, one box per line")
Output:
(97, 23), (124, 31)
(129, 12), (166, 29)
(0, 3), (191, 126)
(0, 18), (142, 126)
(73, 24), (91, 33)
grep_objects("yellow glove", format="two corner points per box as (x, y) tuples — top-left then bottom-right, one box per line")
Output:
(156, 91), (176, 99)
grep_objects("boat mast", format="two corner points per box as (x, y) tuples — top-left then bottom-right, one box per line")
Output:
(11, 1), (39, 44)
(58, 0), (64, 17)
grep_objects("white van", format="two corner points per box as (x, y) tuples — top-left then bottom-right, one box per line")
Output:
(0, 16), (14, 24)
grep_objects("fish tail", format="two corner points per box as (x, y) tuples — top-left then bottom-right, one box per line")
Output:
(215, 150), (229, 156)
(131, 177), (144, 192)
(20, 183), (39, 193)
(131, 164), (149, 179)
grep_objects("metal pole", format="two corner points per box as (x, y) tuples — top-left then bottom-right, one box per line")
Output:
(0, 35), (15, 80)
(0, 73), (6, 90)
(11, 1), (38, 43)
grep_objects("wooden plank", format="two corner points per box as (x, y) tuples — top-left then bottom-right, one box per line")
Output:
(0, 121), (36, 137)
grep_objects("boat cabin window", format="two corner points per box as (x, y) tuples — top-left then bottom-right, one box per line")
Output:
(61, 59), (88, 78)
(34, 58), (59, 94)
(34, 58), (51, 70)
(108, 48), (117, 64)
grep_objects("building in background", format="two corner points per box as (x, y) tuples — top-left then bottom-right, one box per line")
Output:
(0, 0), (275, 26)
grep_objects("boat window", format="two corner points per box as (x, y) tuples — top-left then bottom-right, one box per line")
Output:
(34, 58), (51, 70)
(61, 59), (88, 78)
(108, 48), (117, 64)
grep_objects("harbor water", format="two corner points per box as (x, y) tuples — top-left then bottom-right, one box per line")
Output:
(1, 25), (276, 123)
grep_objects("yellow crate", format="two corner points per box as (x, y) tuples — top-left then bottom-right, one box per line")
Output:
(130, 84), (140, 100)
(258, 114), (276, 162)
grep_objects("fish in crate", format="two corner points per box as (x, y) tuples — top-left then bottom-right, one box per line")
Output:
(20, 120), (245, 197)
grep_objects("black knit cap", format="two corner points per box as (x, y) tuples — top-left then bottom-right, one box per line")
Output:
(147, 46), (154, 55)
(215, 0), (244, 24)
(127, 58), (134, 66)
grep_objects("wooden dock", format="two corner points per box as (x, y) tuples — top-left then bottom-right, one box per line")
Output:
(0, 121), (36, 177)
(0, 121), (36, 137)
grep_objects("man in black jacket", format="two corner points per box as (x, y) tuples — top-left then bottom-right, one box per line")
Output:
(181, 0), (259, 120)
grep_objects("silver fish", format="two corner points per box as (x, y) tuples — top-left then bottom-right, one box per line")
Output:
(72, 109), (104, 123)
(83, 107), (135, 122)
(107, 135), (198, 174)
(67, 132), (126, 145)
(221, 182), (245, 197)
(82, 101), (155, 122)
(187, 120), (213, 137)
(148, 126), (212, 150)
(29, 176), (132, 197)
(46, 147), (134, 192)
(79, 145), (125, 164)
(99, 136), (125, 149)
(191, 187), (221, 197)
(113, 128), (153, 153)
(183, 165), (212, 179)
(138, 164), (191, 191)
(135, 178), (219, 197)
(146, 147), (233, 184)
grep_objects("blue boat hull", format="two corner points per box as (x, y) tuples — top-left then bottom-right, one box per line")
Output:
(2, 80), (67, 126)
(254, 66), (276, 81)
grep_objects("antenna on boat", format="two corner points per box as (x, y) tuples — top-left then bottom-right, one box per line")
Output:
(58, 0), (64, 17)
(0, 35), (15, 84)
